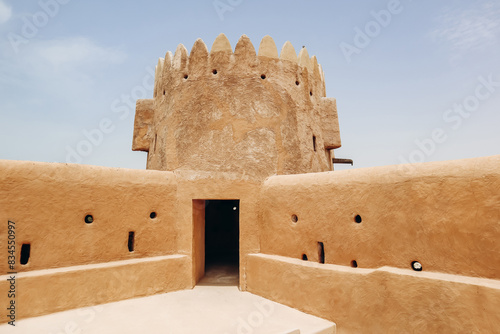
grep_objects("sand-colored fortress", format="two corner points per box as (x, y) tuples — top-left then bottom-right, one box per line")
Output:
(1, 34), (499, 333)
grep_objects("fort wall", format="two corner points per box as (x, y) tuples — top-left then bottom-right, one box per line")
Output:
(1, 156), (499, 331)
(0, 161), (191, 321)
(258, 155), (500, 279)
(247, 253), (500, 333)
(133, 34), (341, 179)
(247, 155), (500, 332)
(0, 160), (179, 272)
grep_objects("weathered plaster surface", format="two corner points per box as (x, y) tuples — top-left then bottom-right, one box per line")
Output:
(133, 34), (340, 179)
(0, 160), (178, 273)
(259, 155), (500, 280)
(0, 255), (190, 321)
(247, 254), (500, 333)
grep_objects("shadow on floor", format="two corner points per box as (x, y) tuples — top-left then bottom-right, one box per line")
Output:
(198, 263), (239, 286)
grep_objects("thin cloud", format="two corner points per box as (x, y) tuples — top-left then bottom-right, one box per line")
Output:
(431, 2), (500, 53)
(34, 37), (127, 68)
(0, 0), (12, 24)
(0, 36), (127, 82)
(0, 36), (127, 107)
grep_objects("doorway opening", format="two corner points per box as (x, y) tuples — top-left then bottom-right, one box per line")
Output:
(193, 199), (240, 286)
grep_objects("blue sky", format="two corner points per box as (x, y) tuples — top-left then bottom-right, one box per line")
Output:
(0, 0), (499, 170)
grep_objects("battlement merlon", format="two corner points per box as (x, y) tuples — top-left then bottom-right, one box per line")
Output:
(132, 34), (341, 173)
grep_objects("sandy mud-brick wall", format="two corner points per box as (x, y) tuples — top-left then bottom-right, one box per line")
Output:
(0, 160), (190, 322)
(248, 155), (500, 333)
(0, 160), (180, 272)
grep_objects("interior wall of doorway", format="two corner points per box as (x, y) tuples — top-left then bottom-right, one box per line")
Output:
(193, 199), (240, 285)
(193, 199), (205, 284)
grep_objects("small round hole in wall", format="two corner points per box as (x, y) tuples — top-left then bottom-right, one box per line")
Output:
(261, 74), (266, 79)
(354, 215), (362, 223)
(302, 254), (308, 261)
(150, 212), (157, 219)
(295, 81), (300, 86)
(84, 215), (94, 224)
(351, 260), (358, 268)
(184, 74), (188, 79)
(291, 214), (298, 223)
(411, 261), (422, 271)
(163, 89), (165, 96)
(310, 91), (313, 96)
(212, 69), (218, 75)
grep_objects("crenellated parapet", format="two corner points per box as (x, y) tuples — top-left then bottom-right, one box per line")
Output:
(152, 34), (327, 100)
(133, 34), (341, 179)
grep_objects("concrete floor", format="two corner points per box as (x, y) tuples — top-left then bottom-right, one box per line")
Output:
(0, 266), (335, 334)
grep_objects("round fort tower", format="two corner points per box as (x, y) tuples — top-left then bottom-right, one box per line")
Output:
(132, 34), (341, 180)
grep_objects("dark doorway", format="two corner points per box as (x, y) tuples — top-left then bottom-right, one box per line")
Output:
(203, 199), (239, 285)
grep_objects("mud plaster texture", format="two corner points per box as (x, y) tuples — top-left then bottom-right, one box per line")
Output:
(133, 34), (341, 180)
